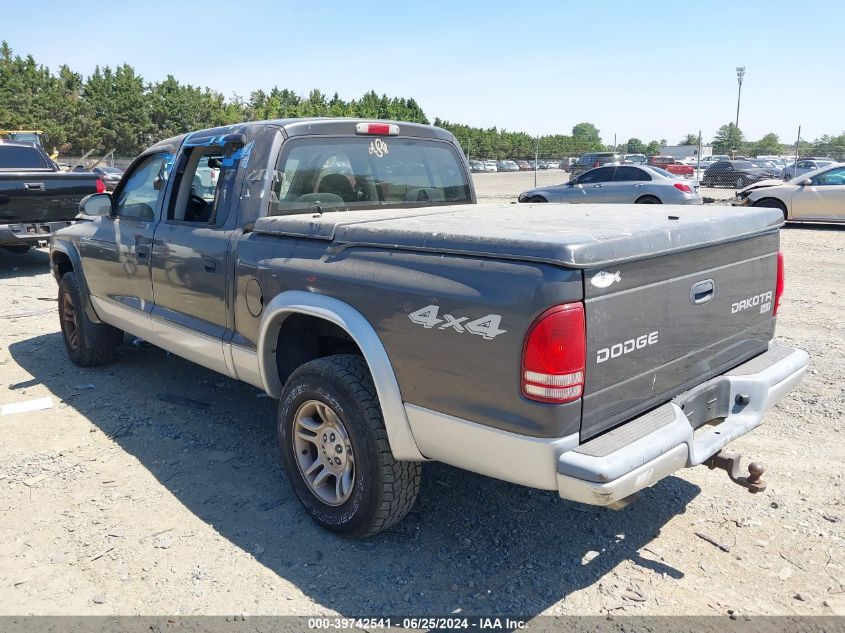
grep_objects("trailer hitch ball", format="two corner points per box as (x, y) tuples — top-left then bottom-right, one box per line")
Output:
(705, 451), (767, 493)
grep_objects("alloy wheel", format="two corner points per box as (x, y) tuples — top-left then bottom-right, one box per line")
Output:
(61, 293), (79, 351)
(292, 399), (355, 506)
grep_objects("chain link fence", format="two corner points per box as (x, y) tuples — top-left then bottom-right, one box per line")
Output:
(453, 127), (844, 191)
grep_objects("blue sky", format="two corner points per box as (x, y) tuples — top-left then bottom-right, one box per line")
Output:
(5, 0), (843, 144)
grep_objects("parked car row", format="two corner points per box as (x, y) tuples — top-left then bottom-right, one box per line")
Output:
(468, 158), (576, 173)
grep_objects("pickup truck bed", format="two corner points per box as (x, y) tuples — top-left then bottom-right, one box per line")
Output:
(256, 203), (786, 439)
(0, 141), (103, 250)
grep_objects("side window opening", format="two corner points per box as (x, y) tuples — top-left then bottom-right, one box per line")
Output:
(168, 147), (227, 224)
(614, 166), (650, 182)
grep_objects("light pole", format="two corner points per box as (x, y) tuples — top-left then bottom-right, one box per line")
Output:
(733, 66), (745, 157)
(735, 66), (745, 130)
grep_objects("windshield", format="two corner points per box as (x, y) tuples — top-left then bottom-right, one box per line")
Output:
(269, 137), (472, 214)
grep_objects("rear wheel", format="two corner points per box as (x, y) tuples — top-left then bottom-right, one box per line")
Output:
(277, 354), (421, 537)
(635, 195), (661, 204)
(58, 272), (124, 366)
(753, 198), (788, 221)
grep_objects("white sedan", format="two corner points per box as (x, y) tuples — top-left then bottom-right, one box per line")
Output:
(736, 163), (845, 223)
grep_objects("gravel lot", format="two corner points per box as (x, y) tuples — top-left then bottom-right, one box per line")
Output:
(0, 174), (842, 617)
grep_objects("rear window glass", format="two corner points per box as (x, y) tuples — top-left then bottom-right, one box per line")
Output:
(0, 145), (48, 169)
(269, 137), (471, 214)
(649, 167), (674, 178)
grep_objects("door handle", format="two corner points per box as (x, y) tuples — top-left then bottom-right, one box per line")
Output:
(634, 183), (645, 188)
(203, 257), (217, 272)
(23, 182), (45, 191)
(690, 279), (715, 305)
(593, 184), (603, 188)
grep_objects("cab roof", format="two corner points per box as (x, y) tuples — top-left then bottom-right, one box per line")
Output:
(145, 118), (454, 156)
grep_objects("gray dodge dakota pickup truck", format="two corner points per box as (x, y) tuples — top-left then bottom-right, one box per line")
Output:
(49, 118), (808, 537)
(0, 140), (105, 253)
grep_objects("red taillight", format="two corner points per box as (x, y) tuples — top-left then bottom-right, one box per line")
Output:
(774, 251), (784, 316)
(673, 183), (693, 193)
(355, 122), (399, 136)
(95, 178), (106, 194)
(522, 303), (586, 404)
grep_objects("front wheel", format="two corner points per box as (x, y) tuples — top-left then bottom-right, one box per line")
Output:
(753, 198), (788, 221)
(277, 354), (421, 537)
(527, 195), (547, 203)
(58, 272), (124, 366)
(735, 176), (747, 189)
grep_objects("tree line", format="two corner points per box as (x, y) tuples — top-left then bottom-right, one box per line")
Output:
(1, 42), (842, 160)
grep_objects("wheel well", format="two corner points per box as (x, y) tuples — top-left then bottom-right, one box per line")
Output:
(635, 195), (661, 204)
(52, 251), (73, 278)
(275, 314), (363, 387)
(753, 197), (788, 214)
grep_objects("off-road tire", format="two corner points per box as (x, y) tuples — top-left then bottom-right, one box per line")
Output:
(58, 272), (123, 366)
(277, 354), (421, 537)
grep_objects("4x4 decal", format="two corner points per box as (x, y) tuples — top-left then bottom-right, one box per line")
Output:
(408, 305), (507, 340)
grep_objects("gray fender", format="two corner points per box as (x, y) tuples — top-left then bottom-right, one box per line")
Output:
(257, 290), (424, 462)
(50, 240), (102, 324)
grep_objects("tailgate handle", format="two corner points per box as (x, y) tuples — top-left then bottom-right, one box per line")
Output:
(691, 279), (715, 305)
(23, 182), (45, 191)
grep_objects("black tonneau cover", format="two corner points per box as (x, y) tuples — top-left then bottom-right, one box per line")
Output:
(253, 203), (783, 268)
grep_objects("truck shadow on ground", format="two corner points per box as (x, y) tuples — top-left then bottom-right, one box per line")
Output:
(0, 247), (51, 280)
(11, 333), (699, 616)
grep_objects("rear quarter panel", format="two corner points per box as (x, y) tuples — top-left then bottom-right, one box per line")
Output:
(233, 236), (583, 438)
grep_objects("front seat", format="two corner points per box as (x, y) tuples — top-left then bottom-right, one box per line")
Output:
(317, 173), (356, 202)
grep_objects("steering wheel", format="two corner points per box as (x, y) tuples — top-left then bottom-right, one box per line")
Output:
(187, 190), (209, 221)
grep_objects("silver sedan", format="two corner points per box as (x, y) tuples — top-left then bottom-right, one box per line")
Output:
(518, 165), (703, 205)
(737, 162), (845, 223)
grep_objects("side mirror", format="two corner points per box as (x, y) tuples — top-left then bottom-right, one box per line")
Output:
(79, 192), (113, 217)
(798, 178), (812, 186)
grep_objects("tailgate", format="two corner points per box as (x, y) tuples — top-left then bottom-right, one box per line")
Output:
(581, 231), (779, 440)
(0, 173), (97, 224)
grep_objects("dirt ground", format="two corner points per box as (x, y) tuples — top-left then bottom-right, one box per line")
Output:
(0, 173), (843, 617)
